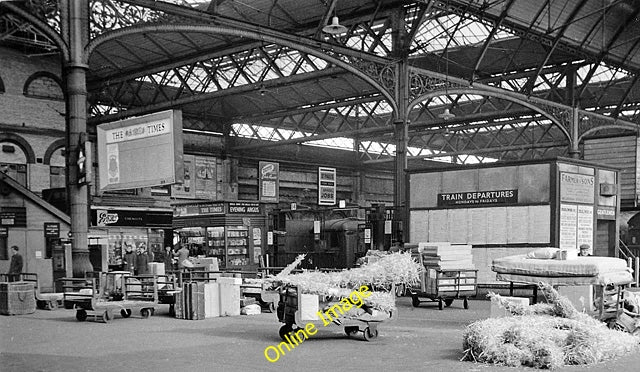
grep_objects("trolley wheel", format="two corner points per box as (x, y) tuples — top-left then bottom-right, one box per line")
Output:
(76, 309), (87, 322)
(411, 295), (420, 307)
(363, 327), (378, 341)
(438, 298), (444, 310)
(608, 319), (626, 332)
(140, 308), (151, 319)
(444, 298), (454, 307)
(279, 324), (294, 341)
(268, 302), (276, 313)
(46, 300), (58, 310)
(103, 310), (112, 323)
(463, 297), (469, 309)
(344, 326), (359, 337)
(395, 284), (406, 297)
(120, 309), (132, 318)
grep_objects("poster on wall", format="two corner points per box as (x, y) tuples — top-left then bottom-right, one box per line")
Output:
(97, 109), (184, 191)
(172, 154), (195, 198)
(577, 205), (594, 250)
(559, 204), (578, 250)
(560, 172), (594, 203)
(318, 167), (336, 205)
(259, 161), (279, 203)
(195, 156), (217, 199)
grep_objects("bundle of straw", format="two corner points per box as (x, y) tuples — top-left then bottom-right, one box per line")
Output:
(266, 252), (421, 311)
(464, 283), (640, 369)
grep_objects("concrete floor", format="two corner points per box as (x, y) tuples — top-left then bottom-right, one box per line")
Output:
(1, 297), (640, 372)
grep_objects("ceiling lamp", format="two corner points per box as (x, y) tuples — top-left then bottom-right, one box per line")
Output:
(439, 108), (455, 120)
(323, 16), (347, 35)
(440, 0), (455, 122)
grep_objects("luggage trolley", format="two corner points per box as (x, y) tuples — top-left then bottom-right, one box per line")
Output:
(276, 284), (395, 341)
(409, 267), (478, 310)
(61, 275), (159, 323)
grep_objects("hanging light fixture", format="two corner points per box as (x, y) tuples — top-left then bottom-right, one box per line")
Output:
(323, 16), (347, 34)
(323, 4), (347, 36)
(439, 108), (455, 120)
(439, 1), (455, 121)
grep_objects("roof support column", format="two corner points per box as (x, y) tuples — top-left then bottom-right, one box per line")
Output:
(569, 107), (580, 158)
(62, 0), (93, 276)
(391, 7), (409, 241)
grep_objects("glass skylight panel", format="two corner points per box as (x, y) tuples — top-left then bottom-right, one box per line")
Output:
(411, 12), (512, 55)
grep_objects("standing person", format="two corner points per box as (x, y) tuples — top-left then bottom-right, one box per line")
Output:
(163, 246), (175, 272)
(174, 244), (191, 270)
(123, 244), (137, 274)
(136, 246), (150, 275)
(140, 242), (153, 262)
(7, 245), (23, 281)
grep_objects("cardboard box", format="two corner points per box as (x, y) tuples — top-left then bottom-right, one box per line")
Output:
(204, 282), (220, 318)
(299, 294), (319, 322)
(148, 262), (165, 276)
(218, 277), (241, 316)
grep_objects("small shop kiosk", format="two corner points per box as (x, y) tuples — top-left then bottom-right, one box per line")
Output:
(173, 201), (267, 270)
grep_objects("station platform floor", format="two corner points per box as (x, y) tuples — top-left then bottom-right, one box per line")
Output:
(2, 296), (640, 372)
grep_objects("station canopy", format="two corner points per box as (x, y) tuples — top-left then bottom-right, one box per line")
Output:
(2, 0), (640, 167)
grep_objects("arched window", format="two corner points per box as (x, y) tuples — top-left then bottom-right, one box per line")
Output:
(23, 71), (64, 101)
(0, 140), (29, 187)
(43, 139), (66, 189)
(48, 146), (66, 189)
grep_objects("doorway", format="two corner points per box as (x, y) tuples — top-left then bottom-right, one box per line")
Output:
(595, 220), (616, 257)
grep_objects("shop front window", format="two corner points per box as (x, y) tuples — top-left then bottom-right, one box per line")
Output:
(107, 229), (150, 268)
(178, 227), (205, 257)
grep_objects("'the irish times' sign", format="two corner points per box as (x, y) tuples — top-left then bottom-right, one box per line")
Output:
(437, 189), (518, 207)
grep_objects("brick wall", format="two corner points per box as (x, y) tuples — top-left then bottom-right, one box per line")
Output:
(0, 47), (65, 130)
(0, 46), (66, 194)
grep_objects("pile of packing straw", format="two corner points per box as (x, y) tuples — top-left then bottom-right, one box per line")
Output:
(266, 252), (421, 312)
(462, 282), (640, 369)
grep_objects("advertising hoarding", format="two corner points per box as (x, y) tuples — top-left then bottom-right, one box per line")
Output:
(97, 110), (184, 191)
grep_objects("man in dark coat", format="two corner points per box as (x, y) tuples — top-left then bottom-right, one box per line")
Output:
(7, 246), (23, 281)
(123, 244), (137, 274)
(136, 247), (150, 275)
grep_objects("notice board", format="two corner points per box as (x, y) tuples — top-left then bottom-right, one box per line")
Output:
(97, 110), (183, 191)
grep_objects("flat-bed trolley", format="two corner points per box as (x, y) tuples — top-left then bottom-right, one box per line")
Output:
(62, 275), (159, 323)
(409, 267), (478, 310)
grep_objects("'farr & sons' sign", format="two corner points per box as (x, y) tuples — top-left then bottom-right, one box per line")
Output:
(437, 189), (518, 207)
